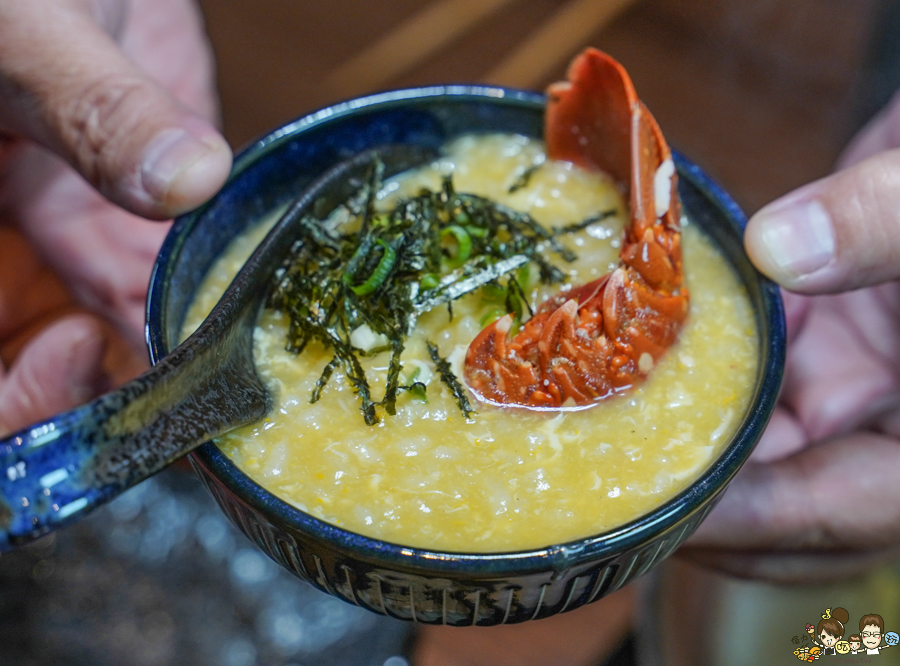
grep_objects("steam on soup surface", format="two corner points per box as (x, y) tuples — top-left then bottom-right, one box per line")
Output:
(182, 134), (757, 552)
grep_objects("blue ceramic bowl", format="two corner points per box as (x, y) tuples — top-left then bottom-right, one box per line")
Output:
(146, 86), (785, 626)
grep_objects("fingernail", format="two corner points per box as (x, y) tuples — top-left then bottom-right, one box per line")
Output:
(140, 123), (226, 204)
(751, 198), (835, 279)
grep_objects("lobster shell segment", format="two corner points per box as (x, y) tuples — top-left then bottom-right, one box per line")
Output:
(463, 48), (689, 409)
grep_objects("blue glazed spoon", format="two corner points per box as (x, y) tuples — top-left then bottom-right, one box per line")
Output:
(0, 145), (435, 552)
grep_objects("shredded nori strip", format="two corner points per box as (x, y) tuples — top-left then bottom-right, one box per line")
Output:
(426, 340), (474, 419)
(267, 158), (619, 424)
(311, 356), (340, 403)
(553, 209), (618, 235)
(506, 274), (533, 319)
(507, 160), (545, 193)
(382, 338), (405, 416)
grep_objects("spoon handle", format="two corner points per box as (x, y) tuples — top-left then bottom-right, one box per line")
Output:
(0, 143), (438, 551)
(0, 325), (268, 552)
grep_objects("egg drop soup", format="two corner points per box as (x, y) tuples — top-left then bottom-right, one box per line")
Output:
(182, 134), (757, 552)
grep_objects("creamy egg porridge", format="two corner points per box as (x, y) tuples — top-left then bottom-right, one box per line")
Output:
(182, 134), (757, 552)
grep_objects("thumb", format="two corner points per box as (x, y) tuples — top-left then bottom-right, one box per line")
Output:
(744, 149), (900, 293)
(0, 1), (232, 219)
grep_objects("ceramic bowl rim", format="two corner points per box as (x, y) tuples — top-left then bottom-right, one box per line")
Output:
(146, 85), (785, 577)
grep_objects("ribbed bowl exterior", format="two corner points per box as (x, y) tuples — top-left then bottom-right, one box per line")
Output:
(191, 453), (720, 626)
(147, 86), (785, 626)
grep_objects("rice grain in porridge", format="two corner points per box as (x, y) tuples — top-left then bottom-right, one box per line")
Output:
(182, 134), (758, 552)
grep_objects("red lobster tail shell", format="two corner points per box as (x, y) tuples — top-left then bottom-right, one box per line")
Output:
(463, 48), (688, 410)
(545, 49), (680, 243)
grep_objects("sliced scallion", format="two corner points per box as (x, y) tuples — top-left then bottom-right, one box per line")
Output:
(347, 239), (397, 296)
(441, 225), (472, 269)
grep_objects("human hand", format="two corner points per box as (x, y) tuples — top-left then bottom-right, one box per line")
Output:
(0, 224), (112, 435)
(0, 0), (231, 219)
(0, 0), (231, 436)
(682, 89), (900, 582)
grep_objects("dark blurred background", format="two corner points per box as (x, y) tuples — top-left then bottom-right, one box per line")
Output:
(3, 1), (899, 665)
(198, 0), (895, 213)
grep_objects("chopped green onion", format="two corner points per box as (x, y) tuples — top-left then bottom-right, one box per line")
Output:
(481, 282), (507, 302)
(270, 165), (591, 425)
(407, 382), (428, 402)
(441, 225), (472, 269)
(421, 273), (440, 289)
(516, 263), (532, 288)
(346, 239), (397, 296)
(479, 308), (507, 327)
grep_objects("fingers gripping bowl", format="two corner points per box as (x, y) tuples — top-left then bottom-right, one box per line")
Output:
(147, 83), (784, 625)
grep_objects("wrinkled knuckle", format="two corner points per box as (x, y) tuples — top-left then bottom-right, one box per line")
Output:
(862, 156), (900, 260)
(59, 74), (151, 188)
(871, 151), (900, 216)
(869, 148), (900, 183)
(831, 156), (900, 267)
